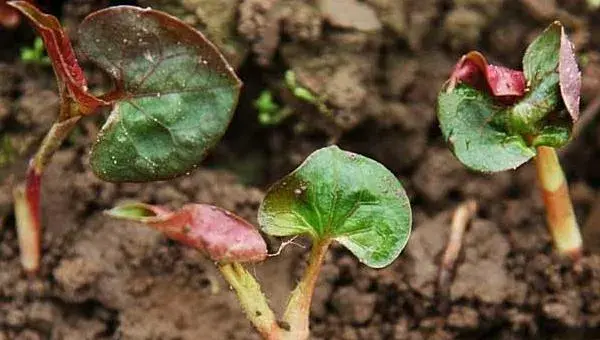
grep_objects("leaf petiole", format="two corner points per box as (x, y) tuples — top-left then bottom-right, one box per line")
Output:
(281, 238), (331, 340)
(219, 262), (283, 340)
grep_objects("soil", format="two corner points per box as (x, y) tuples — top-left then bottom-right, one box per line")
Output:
(2, 0), (600, 339)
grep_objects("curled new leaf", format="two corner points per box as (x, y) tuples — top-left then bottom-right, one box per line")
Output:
(258, 146), (412, 268)
(78, 6), (241, 182)
(107, 202), (267, 263)
(7, 1), (107, 112)
(448, 51), (526, 101)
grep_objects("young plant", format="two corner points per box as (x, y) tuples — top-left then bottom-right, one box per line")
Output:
(254, 90), (292, 126)
(107, 145), (412, 340)
(285, 70), (331, 117)
(9, 1), (241, 273)
(437, 21), (583, 259)
(20, 36), (50, 65)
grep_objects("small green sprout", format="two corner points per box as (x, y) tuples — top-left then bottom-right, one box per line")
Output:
(285, 70), (331, 117)
(254, 90), (292, 125)
(20, 37), (50, 66)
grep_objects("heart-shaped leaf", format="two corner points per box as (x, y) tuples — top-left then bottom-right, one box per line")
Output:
(258, 146), (411, 268)
(78, 6), (241, 182)
(107, 202), (267, 263)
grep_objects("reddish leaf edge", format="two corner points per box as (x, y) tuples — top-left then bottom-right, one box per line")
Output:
(106, 202), (268, 263)
(447, 51), (526, 104)
(78, 5), (242, 99)
(558, 23), (581, 122)
(446, 22), (581, 123)
(7, 1), (107, 113)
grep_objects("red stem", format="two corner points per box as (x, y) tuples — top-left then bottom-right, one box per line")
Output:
(14, 116), (80, 274)
(13, 164), (41, 274)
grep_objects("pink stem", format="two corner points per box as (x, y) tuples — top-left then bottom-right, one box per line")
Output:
(13, 164), (41, 274)
(14, 116), (80, 274)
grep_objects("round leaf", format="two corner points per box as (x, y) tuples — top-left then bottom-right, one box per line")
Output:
(258, 146), (411, 268)
(78, 6), (241, 182)
(437, 85), (535, 172)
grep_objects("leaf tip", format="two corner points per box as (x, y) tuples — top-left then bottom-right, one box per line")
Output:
(105, 202), (166, 221)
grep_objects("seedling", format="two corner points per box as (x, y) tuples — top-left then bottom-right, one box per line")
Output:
(437, 22), (583, 259)
(9, 1), (241, 273)
(20, 36), (50, 65)
(285, 70), (331, 117)
(108, 145), (412, 339)
(254, 90), (292, 126)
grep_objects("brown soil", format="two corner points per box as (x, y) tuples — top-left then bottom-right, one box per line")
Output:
(2, 0), (600, 339)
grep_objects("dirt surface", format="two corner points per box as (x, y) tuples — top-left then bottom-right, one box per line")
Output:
(2, 0), (600, 339)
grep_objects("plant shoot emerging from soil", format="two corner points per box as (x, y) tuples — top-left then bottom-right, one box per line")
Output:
(8, 1), (241, 273)
(20, 36), (50, 65)
(108, 145), (412, 340)
(254, 90), (292, 126)
(437, 21), (582, 259)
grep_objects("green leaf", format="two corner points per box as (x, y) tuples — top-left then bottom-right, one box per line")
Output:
(258, 146), (411, 268)
(506, 72), (560, 135)
(78, 6), (241, 182)
(437, 85), (535, 172)
(523, 22), (561, 87)
(531, 124), (571, 147)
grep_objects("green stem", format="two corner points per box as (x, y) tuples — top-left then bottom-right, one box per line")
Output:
(218, 262), (282, 340)
(534, 146), (582, 260)
(281, 238), (331, 340)
(32, 116), (81, 172)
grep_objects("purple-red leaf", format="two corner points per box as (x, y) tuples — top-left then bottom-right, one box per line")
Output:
(107, 203), (267, 263)
(448, 51), (526, 102)
(559, 25), (581, 122)
(7, 1), (106, 113)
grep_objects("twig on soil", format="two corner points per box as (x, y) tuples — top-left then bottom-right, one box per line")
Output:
(437, 200), (477, 310)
